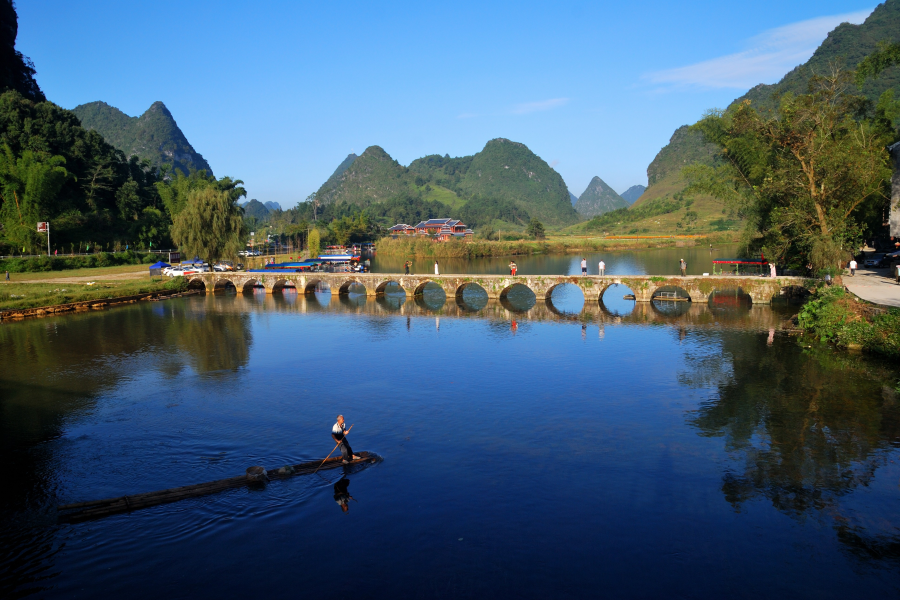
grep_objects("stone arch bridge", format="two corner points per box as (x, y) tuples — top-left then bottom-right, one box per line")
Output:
(188, 273), (814, 304)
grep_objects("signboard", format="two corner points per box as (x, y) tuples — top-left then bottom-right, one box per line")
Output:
(37, 222), (49, 232)
(168, 251), (181, 263)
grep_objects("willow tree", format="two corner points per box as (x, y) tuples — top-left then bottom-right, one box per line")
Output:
(170, 187), (247, 265)
(685, 68), (894, 271)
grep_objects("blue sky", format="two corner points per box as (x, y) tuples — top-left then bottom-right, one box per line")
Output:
(18, 1), (876, 208)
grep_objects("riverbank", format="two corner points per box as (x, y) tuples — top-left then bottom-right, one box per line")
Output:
(0, 251), (156, 273)
(0, 277), (187, 314)
(376, 234), (734, 258)
(797, 286), (900, 359)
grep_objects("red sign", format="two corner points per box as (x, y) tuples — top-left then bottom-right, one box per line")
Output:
(37, 222), (49, 232)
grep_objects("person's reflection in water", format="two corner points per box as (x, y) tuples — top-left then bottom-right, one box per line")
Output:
(406, 316), (410, 331)
(511, 319), (518, 334)
(581, 323), (587, 340)
(334, 477), (353, 513)
(767, 328), (775, 346)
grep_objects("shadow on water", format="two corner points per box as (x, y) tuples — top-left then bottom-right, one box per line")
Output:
(413, 282), (446, 312)
(499, 284), (536, 313)
(457, 283), (489, 312)
(0, 301), (254, 596)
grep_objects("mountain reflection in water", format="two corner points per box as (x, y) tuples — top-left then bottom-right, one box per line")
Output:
(1, 292), (899, 598)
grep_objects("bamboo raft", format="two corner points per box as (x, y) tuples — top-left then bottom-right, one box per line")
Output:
(57, 451), (378, 523)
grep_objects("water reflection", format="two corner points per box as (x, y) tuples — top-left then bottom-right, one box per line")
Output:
(682, 333), (900, 559)
(333, 477), (353, 513)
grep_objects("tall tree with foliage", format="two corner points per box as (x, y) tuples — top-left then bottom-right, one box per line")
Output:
(170, 187), (247, 265)
(685, 68), (894, 271)
(307, 228), (321, 258)
(526, 217), (545, 240)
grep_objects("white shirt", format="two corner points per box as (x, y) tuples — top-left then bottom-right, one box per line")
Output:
(581, 260), (586, 269)
(332, 422), (346, 437)
(849, 260), (857, 269)
(599, 261), (605, 270)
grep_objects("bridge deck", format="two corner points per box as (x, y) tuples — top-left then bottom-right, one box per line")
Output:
(189, 272), (815, 304)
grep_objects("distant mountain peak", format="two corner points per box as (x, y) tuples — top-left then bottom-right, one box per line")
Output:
(574, 176), (628, 217)
(620, 185), (647, 205)
(71, 100), (212, 177)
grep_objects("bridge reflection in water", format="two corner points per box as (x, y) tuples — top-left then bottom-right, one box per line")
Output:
(204, 287), (792, 330)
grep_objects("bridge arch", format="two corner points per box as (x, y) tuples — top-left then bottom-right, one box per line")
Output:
(375, 280), (406, 296)
(599, 283), (636, 316)
(545, 282), (585, 314)
(302, 279), (329, 295)
(338, 280), (367, 295)
(187, 277), (206, 291)
(651, 285), (693, 302)
(499, 283), (536, 312)
(212, 278), (237, 294)
(241, 279), (262, 294)
(455, 281), (489, 311)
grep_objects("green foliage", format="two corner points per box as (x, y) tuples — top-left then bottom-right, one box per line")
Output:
(0, 146), (70, 252)
(0, 2), (45, 103)
(170, 187), (247, 265)
(71, 101), (213, 177)
(856, 41), (900, 88)
(686, 69), (894, 271)
(307, 228), (321, 258)
(458, 197), (529, 228)
(798, 287), (900, 358)
(526, 217), (545, 240)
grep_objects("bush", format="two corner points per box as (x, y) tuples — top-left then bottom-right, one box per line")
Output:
(798, 287), (900, 358)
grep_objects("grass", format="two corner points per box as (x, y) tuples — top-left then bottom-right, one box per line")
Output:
(7, 264), (150, 281)
(798, 286), (900, 359)
(0, 277), (187, 312)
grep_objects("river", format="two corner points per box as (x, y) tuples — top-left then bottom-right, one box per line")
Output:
(1, 245), (899, 599)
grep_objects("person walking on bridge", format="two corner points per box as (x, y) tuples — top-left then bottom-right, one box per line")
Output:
(599, 260), (605, 276)
(332, 415), (360, 464)
(404, 261), (411, 275)
(434, 261), (440, 275)
(581, 258), (587, 275)
(679, 259), (686, 276)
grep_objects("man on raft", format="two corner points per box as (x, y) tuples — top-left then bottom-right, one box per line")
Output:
(332, 414), (361, 463)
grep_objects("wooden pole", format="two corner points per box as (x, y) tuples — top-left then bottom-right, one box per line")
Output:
(314, 424), (353, 474)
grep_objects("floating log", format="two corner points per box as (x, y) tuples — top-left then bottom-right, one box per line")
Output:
(57, 451), (378, 523)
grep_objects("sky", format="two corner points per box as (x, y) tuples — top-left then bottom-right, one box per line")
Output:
(18, 0), (877, 208)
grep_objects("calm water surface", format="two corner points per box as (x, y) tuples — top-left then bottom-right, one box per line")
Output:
(2, 246), (899, 599)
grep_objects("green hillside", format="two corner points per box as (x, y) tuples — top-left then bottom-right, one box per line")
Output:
(316, 139), (580, 228)
(315, 146), (412, 206)
(457, 139), (579, 226)
(740, 0), (900, 113)
(622, 0), (900, 234)
(71, 101), (213, 176)
(574, 176), (629, 217)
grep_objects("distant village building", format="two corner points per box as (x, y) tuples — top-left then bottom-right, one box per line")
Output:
(389, 218), (473, 241)
(388, 224), (417, 236)
(890, 141), (899, 238)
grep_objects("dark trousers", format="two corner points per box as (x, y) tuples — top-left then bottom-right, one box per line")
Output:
(339, 438), (354, 461)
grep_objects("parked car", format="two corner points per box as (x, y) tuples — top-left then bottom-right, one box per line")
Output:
(864, 254), (885, 267)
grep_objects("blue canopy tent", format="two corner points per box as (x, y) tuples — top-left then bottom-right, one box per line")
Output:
(149, 261), (170, 277)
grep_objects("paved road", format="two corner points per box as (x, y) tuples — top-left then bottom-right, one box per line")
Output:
(843, 268), (900, 308)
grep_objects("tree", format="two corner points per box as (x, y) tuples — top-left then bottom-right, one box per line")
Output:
(170, 187), (247, 265)
(526, 217), (545, 240)
(0, 146), (70, 252)
(307, 228), (321, 258)
(855, 42), (900, 87)
(685, 68), (893, 271)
